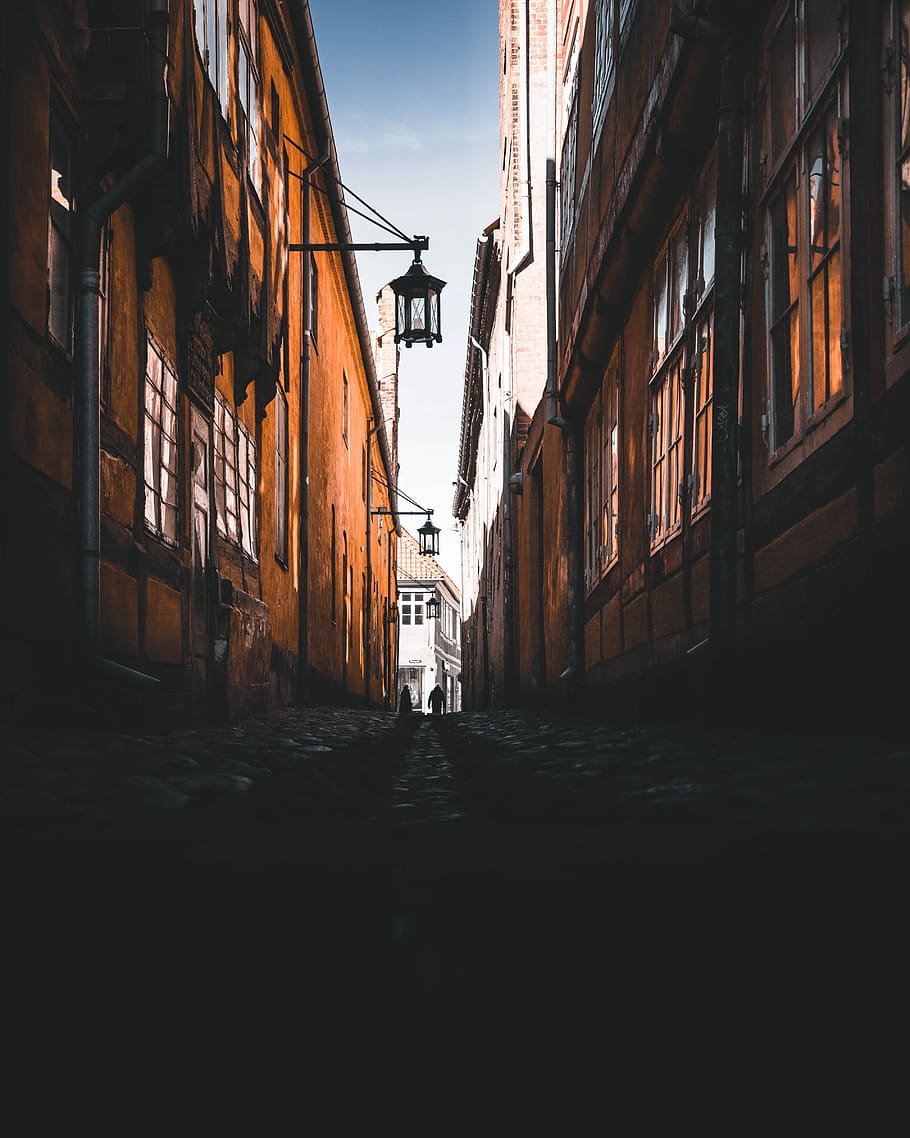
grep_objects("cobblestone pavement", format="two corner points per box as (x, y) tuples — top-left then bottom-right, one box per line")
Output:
(3, 703), (908, 845)
(3, 706), (908, 1061)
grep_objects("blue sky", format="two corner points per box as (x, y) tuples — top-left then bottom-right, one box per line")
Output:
(309, 0), (500, 582)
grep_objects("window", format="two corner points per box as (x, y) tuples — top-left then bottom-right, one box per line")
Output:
(400, 591), (425, 626)
(691, 152), (717, 513)
(592, 0), (615, 136)
(275, 390), (288, 564)
(584, 352), (620, 589)
(886, 0), (910, 340)
(237, 0), (261, 195)
(193, 0), (230, 119)
(649, 218), (688, 546)
(342, 369), (349, 446)
(214, 393), (258, 559)
(214, 394), (239, 544)
(763, 0), (847, 451)
(560, 41), (579, 248)
(237, 423), (257, 560)
(48, 103), (74, 352)
(144, 335), (180, 545)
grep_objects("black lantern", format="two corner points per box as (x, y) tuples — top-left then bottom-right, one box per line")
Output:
(388, 601), (399, 624)
(418, 514), (440, 556)
(391, 256), (446, 348)
(426, 594), (440, 620)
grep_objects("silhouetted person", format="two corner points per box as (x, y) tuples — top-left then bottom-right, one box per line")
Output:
(428, 683), (446, 716)
(398, 685), (413, 716)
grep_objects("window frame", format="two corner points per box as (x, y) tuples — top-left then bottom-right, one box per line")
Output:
(237, 421), (258, 561)
(237, 0), (262, 198)
(760, 0), (850, 461)
(690, 151), (717, 517)
(648, 216), (688, 549)
(47, 100), (75, 354)
(214, 393), (258, 561)
(583, 349), (620, 592)
(214, 392), (240, 545)
(193, 0), (230, 122)
(143, 333), (180, 547)
(559, 38), (580, 251)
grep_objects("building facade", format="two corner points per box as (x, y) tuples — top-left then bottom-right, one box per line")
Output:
(459, 0), (910, 728)
(396, 529), (461, 714)
(455, 0), (557, 709)
(2, 0), (399, 725)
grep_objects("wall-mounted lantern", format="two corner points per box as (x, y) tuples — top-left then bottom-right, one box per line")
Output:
(426, 594), (440, 620)
(418, 514), (441, 557)
(388, 601), (399, 623)
(391, 255), (446, 348)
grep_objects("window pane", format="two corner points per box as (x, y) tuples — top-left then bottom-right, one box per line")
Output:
(654, 253), (668, 363)
(770, 10), (796, 161)
(700, 158), (717, 292)
(827, 251), (843, 400)
(807, 112), (840, 273)
(772, 309), (800, 447)
(671, 225), (688, 343)
(144, 413), (157, 488)
(810, 269), (828, 412)
(806, 0), (840, 99)
(47, 223), (70, 347)
(206, 0), (217, 86)
(770, 175), (799, 321)
(239, 47), (249, 115)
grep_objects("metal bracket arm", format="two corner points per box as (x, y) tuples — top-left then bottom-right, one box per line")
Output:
(290, 237), (429, 254)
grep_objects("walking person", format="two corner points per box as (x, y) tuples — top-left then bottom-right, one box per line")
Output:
(428, 683), (446, 716)
(398, 685), (413, 717)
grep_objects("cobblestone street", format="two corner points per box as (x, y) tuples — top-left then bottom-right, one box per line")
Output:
(3, 706), (908, 1070)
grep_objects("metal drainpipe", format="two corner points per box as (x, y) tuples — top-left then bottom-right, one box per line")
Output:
(297, 148), (329, 704)
(502, 402), (515, 704)
(562, 424), (584, 705)
(75, 0), (169, 669)
(544, 0), (561, 428)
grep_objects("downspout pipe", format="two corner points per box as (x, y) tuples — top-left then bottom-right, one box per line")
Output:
(75, 0), (170, 667)
(544, 0), (563, 428)
(297, 147), (330, 704)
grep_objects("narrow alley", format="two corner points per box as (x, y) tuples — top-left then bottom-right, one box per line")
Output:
(4, 707), (907, 1048)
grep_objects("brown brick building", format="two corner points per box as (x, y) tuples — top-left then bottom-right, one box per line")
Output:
(1, 0), (400, 725)
(460, 0), (909, 729)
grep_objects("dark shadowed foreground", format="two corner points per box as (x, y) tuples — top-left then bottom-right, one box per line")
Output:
(3, 708), (907, 1100)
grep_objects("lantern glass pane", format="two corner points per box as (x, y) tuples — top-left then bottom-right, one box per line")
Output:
(396, 293), (406, 337)
(410, 296), (425, 332)
(429, 293), (440, 337)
